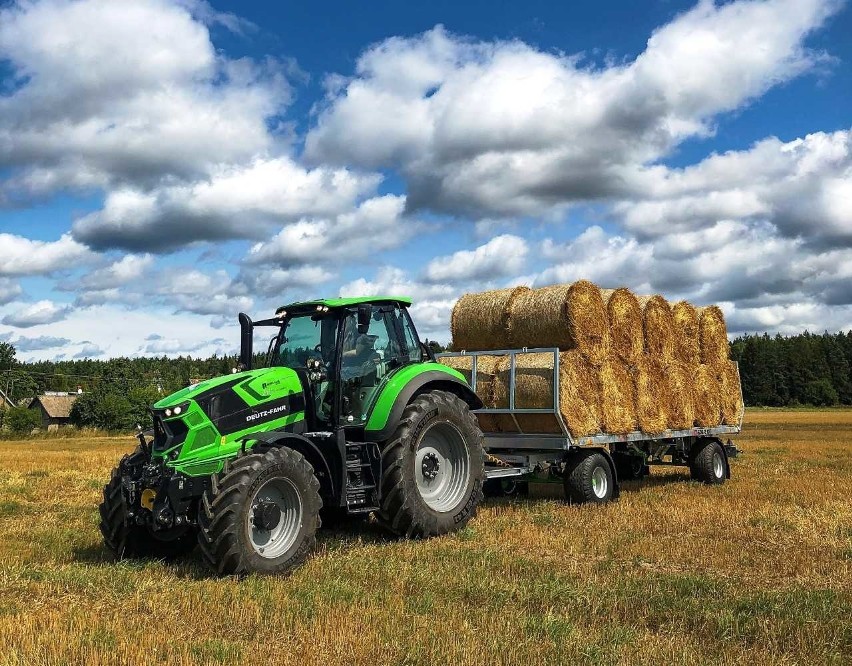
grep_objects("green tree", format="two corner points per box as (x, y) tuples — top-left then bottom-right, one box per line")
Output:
(5, 406), (41, 436)
(801, 379), (839, 407)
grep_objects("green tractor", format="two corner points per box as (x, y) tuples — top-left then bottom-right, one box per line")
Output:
(99, 297), (485, 575)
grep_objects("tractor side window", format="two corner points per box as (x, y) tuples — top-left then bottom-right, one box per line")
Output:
(398, 307), (422, 363)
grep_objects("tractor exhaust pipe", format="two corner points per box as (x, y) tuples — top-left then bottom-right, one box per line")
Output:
(238, 312), (253, 371)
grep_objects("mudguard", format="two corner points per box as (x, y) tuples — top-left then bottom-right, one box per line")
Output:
(242, 431), (340, 501)
(363, 364), (482, 442)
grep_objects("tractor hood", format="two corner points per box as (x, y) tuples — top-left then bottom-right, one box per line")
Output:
(153, 366), (302, 410)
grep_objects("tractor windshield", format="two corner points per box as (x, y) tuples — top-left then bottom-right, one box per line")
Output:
(274, 313), (339, 369)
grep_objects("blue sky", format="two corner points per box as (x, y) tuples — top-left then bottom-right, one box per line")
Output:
(0, 0), (850, 361)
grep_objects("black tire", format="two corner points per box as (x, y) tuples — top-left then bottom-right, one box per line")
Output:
(690, 439), (727, 485)
(611, 451), (648, 481)
(99, 465), (196, 560)
(483, 478), (529, 498)
(377, 390), (484, 537)
(198, 447), (322, 576)
(563, 450), (615, 505)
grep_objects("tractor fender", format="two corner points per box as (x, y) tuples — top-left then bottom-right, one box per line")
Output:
(364, 368), (482, 442)
(241, 431), (339, 500)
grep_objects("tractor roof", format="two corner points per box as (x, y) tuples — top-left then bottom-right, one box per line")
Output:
(275, 296), (412, 314)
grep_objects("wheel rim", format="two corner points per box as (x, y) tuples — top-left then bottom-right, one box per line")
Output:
(415, 422), (471, 512)
(712, 451), (724, 479)
(591, 466), (608, 499)
(247, 477), (302, 559)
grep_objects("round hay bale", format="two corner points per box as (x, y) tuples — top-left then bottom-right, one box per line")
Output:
(597, 356), (637, 434)
(491, 350), (601, 437)
(698, 305), (730, 366)
(692, 364), (721, 427)
(494, 353), (562, 434)
(672, 300), (700, 366)
(637, 295), (676, 360)
(508, 280), (609, 364)
(559, 350), (602, 437)
(718, 360), (743, 426)
(451, 286), (530, 351)
(663, 359), (695, 430)
(438, 355), (502, 432)
(600, 287), (643, 364)
(634, 355), (668, 434)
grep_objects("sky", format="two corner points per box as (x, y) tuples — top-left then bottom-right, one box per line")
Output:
(0, 0), (850, 362)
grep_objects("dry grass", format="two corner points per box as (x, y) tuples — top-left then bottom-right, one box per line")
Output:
(1, 411), (851, 665)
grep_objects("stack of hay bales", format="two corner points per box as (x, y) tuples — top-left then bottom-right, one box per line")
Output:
(442, 280), (742, 437)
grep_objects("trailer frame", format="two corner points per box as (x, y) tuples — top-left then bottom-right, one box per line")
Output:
(438, 348), (743, 493)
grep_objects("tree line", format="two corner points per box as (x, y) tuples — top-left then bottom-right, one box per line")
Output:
(730, 331), (852, 407)
(0, 331), (850, 434)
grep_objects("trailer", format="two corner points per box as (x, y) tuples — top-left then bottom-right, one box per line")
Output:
(438, 348), (743, 503)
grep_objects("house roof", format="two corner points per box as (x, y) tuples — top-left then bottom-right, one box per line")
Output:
(29, 394), (78, 419)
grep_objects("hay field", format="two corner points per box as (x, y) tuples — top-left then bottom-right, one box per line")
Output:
(0, 410), (850, 665)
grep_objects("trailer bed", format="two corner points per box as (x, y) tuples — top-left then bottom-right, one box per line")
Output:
(438, 348), (743, 494)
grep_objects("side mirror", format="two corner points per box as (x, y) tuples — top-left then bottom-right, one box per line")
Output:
(357, 304), (371, 334)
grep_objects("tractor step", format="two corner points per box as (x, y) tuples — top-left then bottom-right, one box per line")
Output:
(344, 442), (380, 513)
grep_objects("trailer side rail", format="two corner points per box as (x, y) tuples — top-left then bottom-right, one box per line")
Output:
(438, 348), (744, 451)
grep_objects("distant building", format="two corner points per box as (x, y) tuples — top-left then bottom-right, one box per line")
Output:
(28, 393), (79, 431)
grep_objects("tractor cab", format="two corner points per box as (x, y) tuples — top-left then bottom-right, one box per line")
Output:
(241, 297), (430, 431)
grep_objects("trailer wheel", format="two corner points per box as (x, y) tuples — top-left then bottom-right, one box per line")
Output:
(564, 450), (614, 504)
(690, 439), (727, 485)
(377, 390), (484, 538)
(198, 446), (321, 576)
(483, 478), (529, 498)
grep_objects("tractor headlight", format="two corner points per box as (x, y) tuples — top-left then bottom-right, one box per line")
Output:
(163, 401), (190, 419)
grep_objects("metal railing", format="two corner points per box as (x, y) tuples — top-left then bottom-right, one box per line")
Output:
(437, 349), (744, 451)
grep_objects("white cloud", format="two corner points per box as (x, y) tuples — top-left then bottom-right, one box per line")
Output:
(0, 278), (23, 304)
(10, 335), (71, 352)
(0, 0), (290, 200)
(1, 300), (73, 327)
(246, 194), (410, 265)
(616, 129), (852, 244)
(72, 159), (382, 251)
(1, 303), (241, 360)
(423, 234), (528, 282)
(79, 254), (154, 289)
(0, 233), (92, 276)
(340, 266), (459, 341)
(306, 1), (838, 218)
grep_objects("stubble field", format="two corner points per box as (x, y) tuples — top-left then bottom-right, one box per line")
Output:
(0, 409), (850, 665)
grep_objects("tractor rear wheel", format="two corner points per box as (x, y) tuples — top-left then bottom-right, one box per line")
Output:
(99, 464), (196, 560)
(378, 390), (484, 537)
(198, 446), (322, 576)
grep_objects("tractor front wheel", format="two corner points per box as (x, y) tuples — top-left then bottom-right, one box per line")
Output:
(378, 390), (484, 538)
(99, 464), (196, 560)
(198, 446), (321, 576)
